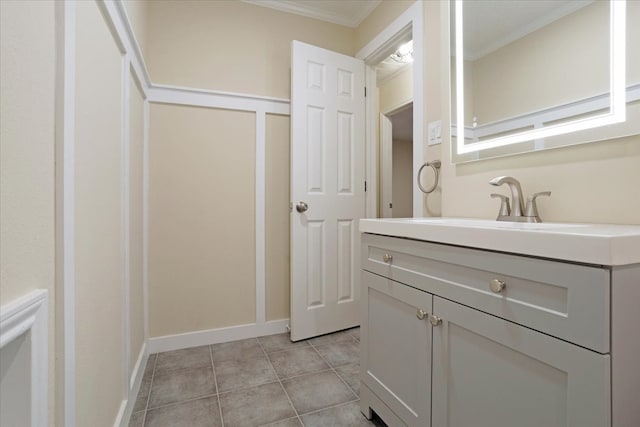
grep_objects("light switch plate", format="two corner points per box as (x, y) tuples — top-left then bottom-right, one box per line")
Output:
(428, 120), (442, 145)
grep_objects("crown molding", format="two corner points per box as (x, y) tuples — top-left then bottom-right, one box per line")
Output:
(241, 0), (381, 28)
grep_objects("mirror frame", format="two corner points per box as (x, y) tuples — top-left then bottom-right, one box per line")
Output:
(452, 0), (626, 157)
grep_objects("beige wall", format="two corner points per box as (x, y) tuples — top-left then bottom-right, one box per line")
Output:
(470, 1), (609, 124)
(145, 0), (355, 99)
(265, 114), (291, 321)
(392, 139), (413, 218)
(439, 2), (640, 225)
(422, 1), (445, 217)
(129, 76), (146, 373)
(148, 105), (256, 337)
(355, 0), (415, 53)
(378, 65), (414, 114)
(0, 1), (56, 424)
(74, 1), (126, 424)
(144, 1), (357, 331)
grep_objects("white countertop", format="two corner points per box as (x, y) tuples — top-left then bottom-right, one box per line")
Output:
(359, 218), (640, 266)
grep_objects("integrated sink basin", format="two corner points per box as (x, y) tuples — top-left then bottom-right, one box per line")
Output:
(359, 217), (640, 266)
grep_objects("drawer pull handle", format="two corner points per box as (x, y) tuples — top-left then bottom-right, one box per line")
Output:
(383, 253), (393, 263)
(429, 315), (442, 326)
(490, 279), (506, 293)
(416, 309), (427, 320)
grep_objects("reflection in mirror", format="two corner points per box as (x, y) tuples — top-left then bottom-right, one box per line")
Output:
(451, 0), (640, 163)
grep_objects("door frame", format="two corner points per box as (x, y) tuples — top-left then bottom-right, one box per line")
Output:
(379, 112), (393, 218)
(356, 1), (424, 218)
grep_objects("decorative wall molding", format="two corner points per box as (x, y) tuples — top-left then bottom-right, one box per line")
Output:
(109, 0), (152, 90)
(54, 1), (77, 425)
(115, 343), (148, 427)
(454, 83), (640, 143)
(0, 289), (48, 427)
(148, 319), (290, 354)
(147, 84), (290, 115)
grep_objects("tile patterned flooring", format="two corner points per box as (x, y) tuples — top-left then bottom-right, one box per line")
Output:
(130, 327), (387, 427)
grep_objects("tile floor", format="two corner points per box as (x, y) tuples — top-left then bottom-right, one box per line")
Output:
(129, 327), (387, 427)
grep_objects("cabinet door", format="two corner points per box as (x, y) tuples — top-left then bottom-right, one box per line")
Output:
(361, 271), (432, 427)
(432, 296), (610, 427)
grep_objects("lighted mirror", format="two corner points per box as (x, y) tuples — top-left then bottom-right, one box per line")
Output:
(451, 0), (640, 163)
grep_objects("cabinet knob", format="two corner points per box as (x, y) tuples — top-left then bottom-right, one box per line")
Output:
(490, 279), (506, 293)
(416, 309), (427, 320)
(429, 315), (442, 326)
(383, 253), (393, 263)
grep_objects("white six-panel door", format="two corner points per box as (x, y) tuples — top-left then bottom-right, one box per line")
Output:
(290, 41), (365, 341)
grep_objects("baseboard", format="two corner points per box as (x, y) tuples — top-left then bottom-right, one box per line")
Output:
(114, 343), (148, 427)
(147, 319), (289, 354)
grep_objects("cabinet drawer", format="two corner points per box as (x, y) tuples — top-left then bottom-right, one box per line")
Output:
(362, 233), (610, 353)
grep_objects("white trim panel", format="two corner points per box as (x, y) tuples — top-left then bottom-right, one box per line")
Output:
(0, 289), (49, 427)
(255, 110), (267, 325)
(55, 1), (77, 425)
(147, 84), (290, 115)
(106, 0), (152, 90)
(148, 319), (290, 354)
(120, 53), (132, 405)
(114, 343), (149, 427)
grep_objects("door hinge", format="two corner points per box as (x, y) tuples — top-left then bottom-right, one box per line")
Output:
(364, 86), (367, 97)
(364, 181), (367, 192)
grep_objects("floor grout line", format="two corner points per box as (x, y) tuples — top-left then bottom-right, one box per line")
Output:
(308, 338), (360, 401)
(146, 392), (218, 412)
(257, 335), (304, 426)
(296, 397), (361, 418)
(209, 344), (225, 427)
(260, 342), (311, 356)
(142, 353), (158, 425)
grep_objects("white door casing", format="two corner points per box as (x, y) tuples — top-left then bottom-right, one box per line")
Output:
(290, 41), (365, 341)
(380, 114), (393, 218)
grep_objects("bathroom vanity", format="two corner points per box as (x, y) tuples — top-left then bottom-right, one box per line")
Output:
(359, 218), (640, 427)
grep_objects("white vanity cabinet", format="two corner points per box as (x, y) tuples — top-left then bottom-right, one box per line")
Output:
(360, 232), (639, 427)
(431, 296), (609, 427)
(360, 270), (432, 427)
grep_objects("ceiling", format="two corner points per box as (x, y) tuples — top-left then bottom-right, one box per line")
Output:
(376, 54), (412, 84)
(242, 0), (382, 28)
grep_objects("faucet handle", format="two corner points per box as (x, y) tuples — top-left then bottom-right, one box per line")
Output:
(525, 191), (551, 219)
(491, 193), (511, 218)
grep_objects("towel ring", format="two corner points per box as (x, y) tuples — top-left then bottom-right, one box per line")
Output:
(417, 160), (441, 194)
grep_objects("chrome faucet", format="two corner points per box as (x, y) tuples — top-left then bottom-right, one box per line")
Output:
(489, 176), (551, 223)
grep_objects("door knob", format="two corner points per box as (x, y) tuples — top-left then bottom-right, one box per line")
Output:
(416, 309), (427, 320)
(296, 202), (308, 213)
(383, 253), (393, 263)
